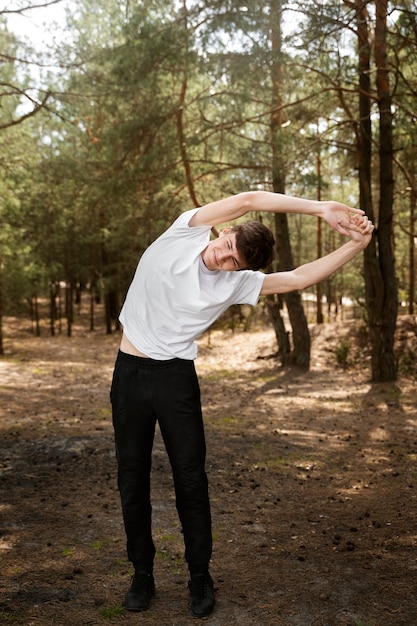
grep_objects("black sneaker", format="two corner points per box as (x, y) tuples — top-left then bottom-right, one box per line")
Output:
(125, 572), (155, 612)
(188, 572), (215, 618)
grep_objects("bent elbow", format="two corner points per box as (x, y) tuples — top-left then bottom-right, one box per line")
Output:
(236, 191), (259, 212)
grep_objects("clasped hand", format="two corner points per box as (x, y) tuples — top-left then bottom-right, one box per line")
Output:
(345, 214), (374, 246)
(321, 200), (374, 246)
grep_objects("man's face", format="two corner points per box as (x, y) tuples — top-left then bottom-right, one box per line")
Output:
(201, 229), (247, 271)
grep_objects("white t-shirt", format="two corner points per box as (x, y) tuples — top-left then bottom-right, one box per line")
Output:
(119, 208), (265, 360)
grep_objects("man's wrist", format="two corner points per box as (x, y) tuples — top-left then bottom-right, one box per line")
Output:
(347, 238), (367, 252)
(316, 201), (326, 218)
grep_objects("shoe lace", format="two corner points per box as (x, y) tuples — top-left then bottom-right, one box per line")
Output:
(191, 574), (208, 598)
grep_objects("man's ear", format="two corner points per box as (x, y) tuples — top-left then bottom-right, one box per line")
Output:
(218, 226), (232, 237)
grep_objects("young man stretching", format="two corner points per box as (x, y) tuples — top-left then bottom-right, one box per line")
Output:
(110, 191), (374, 618)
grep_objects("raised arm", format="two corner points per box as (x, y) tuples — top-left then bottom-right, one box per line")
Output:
(189, 191), (365, 235)
(260, 216), (374, 296)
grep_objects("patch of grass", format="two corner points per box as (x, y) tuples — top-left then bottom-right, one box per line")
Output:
(335, 338), (351, 368)
(155, 535), (183, 571)
(0, 613), (23, 623)
(321, 396), (348, 403)
(61, 546), (75, 557)
(204, 369), (237, 382)
(159, 533), (176, 542)
(155, 547), (170, 561)
(254, 373), (278, 384)
(155, 548), (183, 572)
(265, 456), (289, 467)
(206, 414), (245, 431)
(251, 453), (324, 475)
(99, 605), (124, 620)
(96, 407), (111, 421)
(220, 415), (238, 426)
(399, 348), (416, 375)
(91, 539), (108, 551)
(388, 384), (402, 400)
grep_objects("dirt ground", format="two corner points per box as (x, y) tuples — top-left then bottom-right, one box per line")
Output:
(1, 311), (417, 626)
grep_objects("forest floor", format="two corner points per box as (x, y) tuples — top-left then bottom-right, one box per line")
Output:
(1, 311), (417, 626)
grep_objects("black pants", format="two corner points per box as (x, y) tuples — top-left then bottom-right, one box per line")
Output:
(110, 350), (212, 573)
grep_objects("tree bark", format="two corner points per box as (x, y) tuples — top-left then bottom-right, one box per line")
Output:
(369, 0), (397, 380)
(352, 0), (397, 381)
(269, 0), (310, 368)
(408, 186), (415, 314)
(316, 130), (324, 324)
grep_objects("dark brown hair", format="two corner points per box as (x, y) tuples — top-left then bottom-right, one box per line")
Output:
(231, 221), (275, 270)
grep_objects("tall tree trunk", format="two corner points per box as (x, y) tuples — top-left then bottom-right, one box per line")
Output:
(372, 0), (397, 380)
(408, 185), (415, 314)
(90, 284), (95, 332)
(404, 126), (417, 314)
(352, 0), (397, 381)
(269, 0), (310, 368)
(266, 293), (290, 362)
(33, 295), (40, 337)
(316, 127), (324, 324)
(57, 283), (62, 334)
(49, 290), (55, 337)
(176, 0), (201, 209)
(104, 291), (112, 335)
(66, 284), (73, 338)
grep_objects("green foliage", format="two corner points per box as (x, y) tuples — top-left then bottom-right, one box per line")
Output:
(0, 0), (415, 352)
(398, 348), (417, 377)
(335, 338), (351, 369)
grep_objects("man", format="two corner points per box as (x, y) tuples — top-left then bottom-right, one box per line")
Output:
(110, 191), (374, 619)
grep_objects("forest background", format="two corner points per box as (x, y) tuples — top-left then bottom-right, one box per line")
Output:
(2, 3), (417, 625)
(1, 0), (417, 381)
